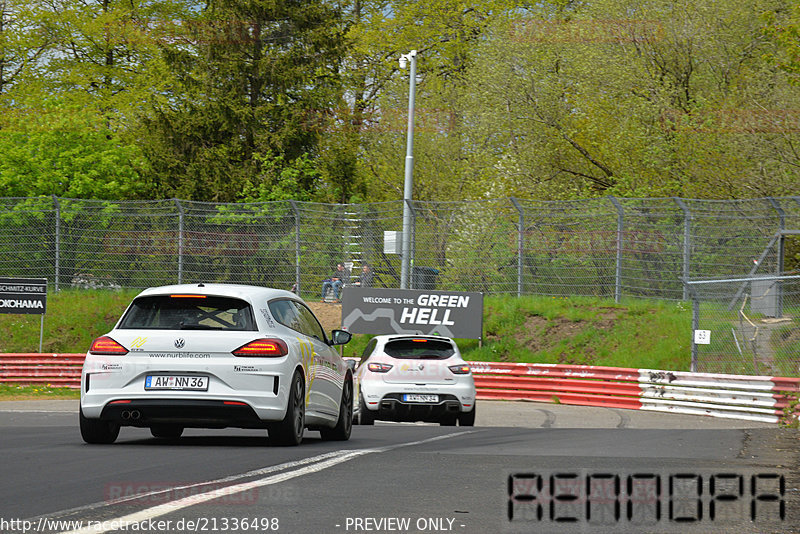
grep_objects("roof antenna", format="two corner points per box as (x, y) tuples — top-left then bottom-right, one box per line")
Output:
(197, 283), (205, 287)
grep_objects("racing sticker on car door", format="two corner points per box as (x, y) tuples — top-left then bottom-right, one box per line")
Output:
(297, 338), (316, 404)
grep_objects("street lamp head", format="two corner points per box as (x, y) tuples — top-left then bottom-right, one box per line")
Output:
(399, 50), (417, 70)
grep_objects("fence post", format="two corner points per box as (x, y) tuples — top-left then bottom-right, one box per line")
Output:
(674, 197), (692, 301)
(767, 197), (785, 274)
(767, 197), (785, 317)
(405, 199), (417, 289)
(289, 200), (301, 294)
(510, 197), (524, 297)
(175, 199), (184, 284)
(685, 281), (699, 373)
(52, 195), (60, 291)
(608, 196), (624, 303)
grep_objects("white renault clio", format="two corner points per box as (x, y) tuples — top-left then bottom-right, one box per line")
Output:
(353, 335), (476, 426)
(80, 283), (353, 445)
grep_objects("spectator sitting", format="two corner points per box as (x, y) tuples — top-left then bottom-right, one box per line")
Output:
(321, 263), (350, 301)
(354, 263), (373, 288)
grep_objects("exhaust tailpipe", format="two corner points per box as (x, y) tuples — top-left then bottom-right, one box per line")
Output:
(121, 410), (131, 420)
(130, 410), (141, 420)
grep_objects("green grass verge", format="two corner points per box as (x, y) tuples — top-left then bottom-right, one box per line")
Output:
(0, 288), (140, 353)
(1, 290), (697, 398)
(0, 383), (79, 400)
(343, 295), (693, 371)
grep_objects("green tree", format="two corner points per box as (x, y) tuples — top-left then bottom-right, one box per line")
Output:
(346, 0), (519, 202)
(457, 0), (800, 200)
(140, 0), (347, 202)
(21, 0), (190, 119)
(0, 0), (53, 97)
(0, 98), (148, 198)
(764, 3), (800, 83)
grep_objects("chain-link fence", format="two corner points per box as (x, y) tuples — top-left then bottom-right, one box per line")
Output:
(686, 274), (800, 377)
(1, 195), (798, 297)
(3, 195), (799, 374)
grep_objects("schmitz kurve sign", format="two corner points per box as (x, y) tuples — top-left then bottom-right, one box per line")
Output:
(341, 287), (483, 339)
(0, 277), (47, 314)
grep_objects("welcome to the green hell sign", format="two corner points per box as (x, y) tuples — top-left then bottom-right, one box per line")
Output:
(342, 287), (483, 339)
(0, 277), (48, 315)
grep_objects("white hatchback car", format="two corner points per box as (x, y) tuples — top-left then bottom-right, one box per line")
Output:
(80, 283), (353, 445)
(353, 335), (476, 426)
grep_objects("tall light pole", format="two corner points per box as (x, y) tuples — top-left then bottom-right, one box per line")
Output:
(399, 49), (417, 290)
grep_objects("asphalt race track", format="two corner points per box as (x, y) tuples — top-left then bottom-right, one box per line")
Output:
(0, 400), (797, 534)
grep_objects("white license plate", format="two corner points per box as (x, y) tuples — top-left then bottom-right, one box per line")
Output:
(403, 394), (438, 403)
(145, 375), (209, 391)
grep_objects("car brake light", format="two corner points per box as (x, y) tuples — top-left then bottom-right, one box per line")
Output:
(448, 364), (471, 374)
(89, 336), (129, 355)
(233, 338), (288, 357)
(169, 294), (207, 298)
(367, 362), (393, 373)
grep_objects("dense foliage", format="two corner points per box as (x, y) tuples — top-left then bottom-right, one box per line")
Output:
(1, 0), (798, 203)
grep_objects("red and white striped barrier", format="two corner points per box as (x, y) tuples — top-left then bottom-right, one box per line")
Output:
(469, 362), (643, 410)
(2, 354), (799, 424)
(471, 362), (800, 424)
(0, 353), (84, 389)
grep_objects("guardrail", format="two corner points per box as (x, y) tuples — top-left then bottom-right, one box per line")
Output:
(3, 355), (799, 424)
(0, 353), (84, 389)
(470, 362), (800, 424)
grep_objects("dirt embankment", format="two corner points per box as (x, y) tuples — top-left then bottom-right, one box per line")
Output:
(307, 302), (342, 333)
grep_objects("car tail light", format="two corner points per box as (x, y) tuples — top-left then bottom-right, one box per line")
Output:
(367, 362), (393, 373)
(89, 336), (128, 355)
(448, 364), (471, 375)
(233, 338), (288, 357)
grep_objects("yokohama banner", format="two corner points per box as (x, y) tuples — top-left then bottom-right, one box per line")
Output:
(0, 277), (47, 315)
(341, 287), (483, 339)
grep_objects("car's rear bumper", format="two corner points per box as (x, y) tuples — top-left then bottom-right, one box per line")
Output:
(80, 353), (295, 425)
(98, 399), (269, 428)
(372, 393), (463, 422)
(359, 376), (475, 421)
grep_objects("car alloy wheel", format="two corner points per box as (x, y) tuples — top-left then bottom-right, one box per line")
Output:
(320, 376), (353, 441)
(271, 371), (305, 446)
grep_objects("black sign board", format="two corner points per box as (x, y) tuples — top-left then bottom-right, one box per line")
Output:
(341, 287), (483, 339)
(0, 277), (47, 315)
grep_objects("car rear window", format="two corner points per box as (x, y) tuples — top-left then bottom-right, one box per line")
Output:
(118, 295), (256, 331)
(383, 338), (455, 359)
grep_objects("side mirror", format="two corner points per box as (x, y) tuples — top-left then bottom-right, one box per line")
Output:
(345, 359), (357, 371)
(330, 329), (352, 346)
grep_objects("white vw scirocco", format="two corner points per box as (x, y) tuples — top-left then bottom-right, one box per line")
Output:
(80, 283), (353, 445)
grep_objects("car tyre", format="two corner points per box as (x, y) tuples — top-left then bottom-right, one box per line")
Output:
(358, 392), (374, 425)
(150, 425), (184, 439)
(440, 414), (457, 426)
(457, 404), (476, 426)
(320, 376), (353, 441)
(271, 371), (305, 446)
(79, 407), (120, 444)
